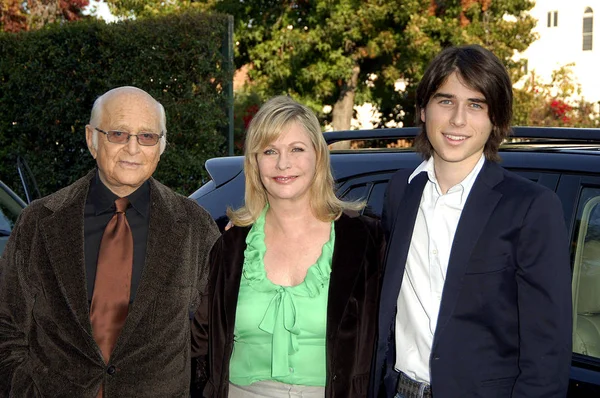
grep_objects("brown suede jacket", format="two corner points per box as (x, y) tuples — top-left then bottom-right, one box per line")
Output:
(0, 170), (220, 397)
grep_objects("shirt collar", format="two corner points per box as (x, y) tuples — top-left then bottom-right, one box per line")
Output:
(408, 154), (486, 206)
(88, 169), (151, 217)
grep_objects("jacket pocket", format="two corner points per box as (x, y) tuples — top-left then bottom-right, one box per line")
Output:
(465, 253), (511, 274)
(479, 376), (516, 397)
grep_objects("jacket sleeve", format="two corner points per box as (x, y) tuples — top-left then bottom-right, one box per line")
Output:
(513, 189), (572, 397)
(0, 209), (37, 396)
(190, 233), (222, 398)
(381, 171), (409, 239)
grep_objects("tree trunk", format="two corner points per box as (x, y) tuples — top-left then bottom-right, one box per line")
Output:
(330, 63), (360, 150)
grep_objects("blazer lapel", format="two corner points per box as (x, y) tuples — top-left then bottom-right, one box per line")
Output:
(41, 173), (94, 334)
(433, 161), (504, 346)
(379, 172), (428, 332)
(327, 214), (367, 339)
(113, 179), (187, 350)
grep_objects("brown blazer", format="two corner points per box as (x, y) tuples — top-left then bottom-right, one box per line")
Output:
(0, 170), (220, 398)
(191, 212), (384, 398)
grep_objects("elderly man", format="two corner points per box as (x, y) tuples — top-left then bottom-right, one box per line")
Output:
(0, 86), (220, 397)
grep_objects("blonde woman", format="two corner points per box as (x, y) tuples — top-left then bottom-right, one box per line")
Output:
(191, 96), (384, 397)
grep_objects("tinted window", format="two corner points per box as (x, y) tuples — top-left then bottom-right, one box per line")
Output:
(572, 187), (600, 359)
(341, 184), (369, 202)
(364, 183), (387, 218)
(0, 187), (22, 232)
(0, 184), (24, 256)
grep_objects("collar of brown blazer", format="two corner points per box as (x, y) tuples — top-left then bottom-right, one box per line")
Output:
(39, 169), (189, 360)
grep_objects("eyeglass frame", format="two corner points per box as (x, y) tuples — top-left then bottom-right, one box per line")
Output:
(94, 127), (164, 146)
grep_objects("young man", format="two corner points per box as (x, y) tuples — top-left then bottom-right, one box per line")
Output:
(370, 45), (572, 397)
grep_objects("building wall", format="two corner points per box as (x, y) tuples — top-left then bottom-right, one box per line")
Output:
(521, 1), (599, 102)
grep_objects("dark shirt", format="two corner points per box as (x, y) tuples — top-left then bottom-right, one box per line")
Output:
(84, 171), (150, 303)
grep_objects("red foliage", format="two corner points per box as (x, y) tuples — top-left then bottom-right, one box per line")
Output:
(242, 104), (260, 129)
(0, 0), (28, 32)
(60, 0), (89, 21)
(1, 0), (89, 32)
(550, 99), (571, 116)
(549, 99), (572, 124)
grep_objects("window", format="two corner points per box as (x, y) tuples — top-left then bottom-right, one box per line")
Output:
(0, 185), (24, 256)
(572, 187), (600, 359)
(547, 10), (558, 27)
(338, 181), (388, 219)
(337, 172), (397, 219)
(583, 7), (594, 51)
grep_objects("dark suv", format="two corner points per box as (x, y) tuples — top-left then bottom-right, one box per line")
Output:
(190, 126), (600, 396)
(0, 180), (26, 256)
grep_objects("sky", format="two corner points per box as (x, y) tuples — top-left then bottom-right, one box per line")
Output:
(84, 0), (118, 23)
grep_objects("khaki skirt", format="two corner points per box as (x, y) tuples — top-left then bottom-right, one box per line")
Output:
(228, 380), (325, 397)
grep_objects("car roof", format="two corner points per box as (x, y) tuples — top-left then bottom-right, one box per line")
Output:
(200, 126), (600, 188)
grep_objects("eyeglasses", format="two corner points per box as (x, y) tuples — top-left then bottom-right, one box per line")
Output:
(95, 127), (163, 146)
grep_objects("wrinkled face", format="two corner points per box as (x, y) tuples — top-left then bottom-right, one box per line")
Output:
(86, 92), (162, 197)
(257, 122), (317, 206)
(421, 71), (493, 172)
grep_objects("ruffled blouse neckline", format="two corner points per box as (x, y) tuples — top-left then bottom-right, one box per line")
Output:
(242, 207), (334, 296)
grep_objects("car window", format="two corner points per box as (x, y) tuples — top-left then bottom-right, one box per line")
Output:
(0, 184), (25, 256)
(0, 187), (22, 232)
(341, 183), (370, 203)
(364, 182), (387, 218)
(337, 172), (396, 219)
(572, 187), (600, 360)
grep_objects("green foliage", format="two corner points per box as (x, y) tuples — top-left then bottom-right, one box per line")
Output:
(106, 1), (537, 130)
(0, 11), (231, 198)
(513, 64), (600, 127)
(207, 0), (537, 128)
(104, 0), (216, 19)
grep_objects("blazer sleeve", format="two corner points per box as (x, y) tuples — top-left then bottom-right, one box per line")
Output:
(190, 234), (222, 398)
(381, 171), (407, 238)
(513, 189), (572, 397)
(189, 201), (221, 313)
(0, 209), (37, 396)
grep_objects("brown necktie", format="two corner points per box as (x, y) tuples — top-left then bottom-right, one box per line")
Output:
(90, 197), (133, 365)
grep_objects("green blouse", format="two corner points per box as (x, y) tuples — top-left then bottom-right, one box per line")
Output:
(229, 209), (335, 387)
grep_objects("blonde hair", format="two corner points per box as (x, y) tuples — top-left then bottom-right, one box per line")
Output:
(227, 95), (363, 226)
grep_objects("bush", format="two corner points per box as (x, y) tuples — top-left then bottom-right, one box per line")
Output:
(0, 10), (232, 197)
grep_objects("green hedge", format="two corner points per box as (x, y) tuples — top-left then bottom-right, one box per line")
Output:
(0, 11), (232, 198)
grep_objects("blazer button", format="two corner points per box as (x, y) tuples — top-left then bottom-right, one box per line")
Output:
(332, 374), (337, 381)
(107, 365), (116, 375)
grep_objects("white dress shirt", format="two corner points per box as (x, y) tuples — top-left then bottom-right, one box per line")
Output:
(394, 155), (485, 383)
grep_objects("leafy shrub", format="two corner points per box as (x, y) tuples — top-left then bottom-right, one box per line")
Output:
(0, 10), (232, 197)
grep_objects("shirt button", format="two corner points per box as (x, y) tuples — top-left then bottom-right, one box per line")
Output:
(289, 367), (294, 373)
(432, 249), (438, 255)
(107, 365), (116, 375)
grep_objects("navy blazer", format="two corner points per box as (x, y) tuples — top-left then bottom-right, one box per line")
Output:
(369, 160), (572, 398)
